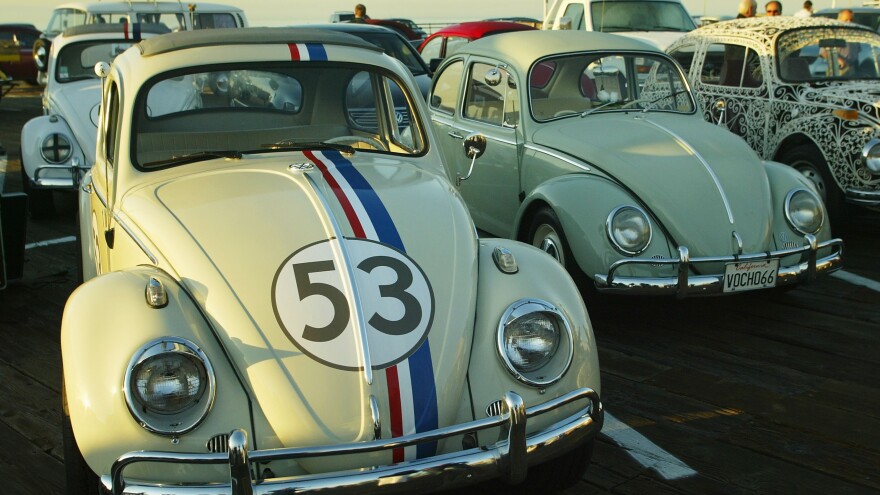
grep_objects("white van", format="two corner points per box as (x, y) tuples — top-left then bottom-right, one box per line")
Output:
(543, 0), (696, 49)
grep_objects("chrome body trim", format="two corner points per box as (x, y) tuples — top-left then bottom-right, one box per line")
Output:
(594, 235), (844, 296)
(107, 389), (603, 495)
(113, 214), (159, 266)
(523, 144), (591, 172)
(303, 173), (373, 385)
(369, 395), (381, 440)
(605, 205), (653, 256)
(643, 118), (735, 224)
(844, 187), (880, 206)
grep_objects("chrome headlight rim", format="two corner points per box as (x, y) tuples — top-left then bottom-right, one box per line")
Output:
(496, 298), (574, 388)
(606, 204), (653, 256)
(861, 138), (880, 174)
(40, 133), (72, 164)
(124, 337), (216, 436)
(784, 188), (824, 235)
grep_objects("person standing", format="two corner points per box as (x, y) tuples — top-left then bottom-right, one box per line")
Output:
(737, 0), (757, 18)
(765, 1), (782, 16)
(350, 4), (369, 23)
(793, 1), (813, 18)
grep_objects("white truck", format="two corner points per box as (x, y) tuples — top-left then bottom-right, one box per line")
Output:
(542, 0), (696, 49)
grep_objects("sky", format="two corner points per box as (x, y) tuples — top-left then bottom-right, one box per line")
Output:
(0, 0), (871, 30)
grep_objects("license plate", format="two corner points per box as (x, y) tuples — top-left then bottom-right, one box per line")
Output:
(722, 259), (779, 293)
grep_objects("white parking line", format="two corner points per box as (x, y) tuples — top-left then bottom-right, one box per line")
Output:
(602, 412), (697, 480)
(832, 270), (880, 293)
(25, 236), (76, 250)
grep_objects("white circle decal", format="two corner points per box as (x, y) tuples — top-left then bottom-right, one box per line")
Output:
(272, 238), (434, 370)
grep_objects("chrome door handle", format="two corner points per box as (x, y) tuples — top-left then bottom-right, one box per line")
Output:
(448, 131), (464, 140)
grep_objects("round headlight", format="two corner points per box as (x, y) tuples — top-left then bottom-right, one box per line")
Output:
(606, 205), (652, 256)
(497, 299), (573, 387)
(785, 189), (824, 235)
(125, 337), (215, 435)
(40, 133), (72, 164)
(862, 139), (880, 174)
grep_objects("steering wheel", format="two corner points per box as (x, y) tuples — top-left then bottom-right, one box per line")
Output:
(325, 135), (388, 151)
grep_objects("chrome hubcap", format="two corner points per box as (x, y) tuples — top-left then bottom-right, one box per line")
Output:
(533, 224), (565, 266)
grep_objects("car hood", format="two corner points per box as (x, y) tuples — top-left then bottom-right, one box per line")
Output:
(48, 79), (101, 163)
(532, 113), (774, 255)
(806, 82), (880, 121)
(122, 151), (477, 456)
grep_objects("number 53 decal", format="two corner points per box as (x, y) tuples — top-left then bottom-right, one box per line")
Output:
(273, 238), (435, 370)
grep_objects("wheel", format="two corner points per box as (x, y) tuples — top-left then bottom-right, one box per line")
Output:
(485, 440), (594, 495)
(62, 382), (101, 495)
(19, 157), (55, 219)
(325, 135), (388, 151)
(778, 143), (845, 228)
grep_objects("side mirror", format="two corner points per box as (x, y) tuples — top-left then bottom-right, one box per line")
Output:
(457, 133), (486, 187)
(429, 58), (443, 73)
(94, 61), (111, 78)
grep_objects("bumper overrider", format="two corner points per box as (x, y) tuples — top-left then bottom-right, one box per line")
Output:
(107, 388), (603, 495)
(594, 233), (844, 297)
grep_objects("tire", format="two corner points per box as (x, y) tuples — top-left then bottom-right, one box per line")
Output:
(19, 158), (55, 219)
(526, 207), (588, 286)
(778, 143), (846, 229)
(62, 382), (101, 495)
(486, 440), (594, 495)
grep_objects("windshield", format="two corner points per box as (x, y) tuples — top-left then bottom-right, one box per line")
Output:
(530, 52), (694, 121)
(55, 40), (136, 83)
(590, 1), (696, 32)
(135, 63), (425, 168)
(777, 27), (880, 82)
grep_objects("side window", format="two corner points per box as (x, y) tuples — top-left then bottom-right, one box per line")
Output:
(445, 36), (468, 57)
(464, 63), (509, 126)
(430, 59), (463, 115)
(707, 43), (763, 88)
(562, 3), (585, 30)
(420, 37), (442, 62)
(104, 82), (120, 166)
(669, 44), (697, 76)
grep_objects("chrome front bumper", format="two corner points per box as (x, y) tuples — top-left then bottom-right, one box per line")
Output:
(107, 388), (602, 495)
(845, 187), (880, 207)
(594, 234), (844, 297)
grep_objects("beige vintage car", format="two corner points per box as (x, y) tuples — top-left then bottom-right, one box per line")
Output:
(60, 28), (603, 494)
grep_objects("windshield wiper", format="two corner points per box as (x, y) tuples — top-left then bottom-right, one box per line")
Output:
(248, 141), (356, 154)
(581, 89), (690, 117)
(142, 149), (243, 168)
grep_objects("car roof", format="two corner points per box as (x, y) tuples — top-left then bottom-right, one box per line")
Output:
(138, 27), (383, 57)
(432, 21), (535, 38)
(694, 16), (868, 36)
(454, 30), (658, 71)
(309, 23), (403, 36)
(815, 7), (880, 14)
(62, 23), (171, 38)
(54, 1), (244, 14)
(0, 23), (39, 30)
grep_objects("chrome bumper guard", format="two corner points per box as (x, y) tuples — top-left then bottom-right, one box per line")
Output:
(107, 388), (603, 495)
(32, 162), (87, 189)
(594, 234), (844, 297)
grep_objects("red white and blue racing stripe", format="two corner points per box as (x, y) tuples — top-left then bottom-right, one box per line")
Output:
(304, 149), (439, 461)
(288, 43), (328, 61)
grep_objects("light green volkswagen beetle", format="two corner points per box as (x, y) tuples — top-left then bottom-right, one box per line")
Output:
(429, 30), (844, 296)
(61, 27), (602, 494)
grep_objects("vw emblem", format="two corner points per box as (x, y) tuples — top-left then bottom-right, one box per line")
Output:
(395, 111), (404, 124)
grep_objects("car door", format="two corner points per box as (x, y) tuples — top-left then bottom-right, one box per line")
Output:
(692, 41), (772, 157)
(433, 58), (522, 236)
(86, 77), (121, 278)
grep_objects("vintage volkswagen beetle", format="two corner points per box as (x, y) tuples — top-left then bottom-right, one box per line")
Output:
(19, 23), (170, 218)
(429, 30), (843, 296)
(668, 17), (880, 224)
(61, 27), (603, 494)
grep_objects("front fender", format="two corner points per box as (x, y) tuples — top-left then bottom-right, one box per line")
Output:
(61, 267), (252, 482)
(515, 175), (674, 281)
(762, 160), (835, 253)
(466, 238), (600, 436)
(20, 114), (85, 186)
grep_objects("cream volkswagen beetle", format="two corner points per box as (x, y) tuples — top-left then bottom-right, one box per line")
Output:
(61, 28), (603, 494)
(429, 30), (844, 297)
(20, 23), (171, 217)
